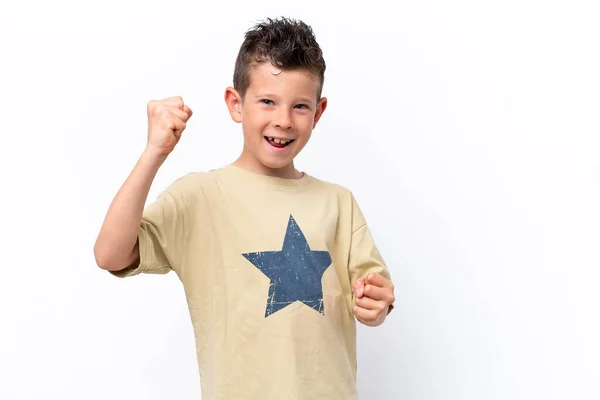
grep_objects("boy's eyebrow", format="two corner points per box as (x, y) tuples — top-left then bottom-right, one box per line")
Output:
(296, 97), (316, 104)
(255, 93), (278, 99)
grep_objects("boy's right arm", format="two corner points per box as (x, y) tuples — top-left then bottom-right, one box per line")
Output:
(93, 148), (167, 271)
(94, 96), (193, 272)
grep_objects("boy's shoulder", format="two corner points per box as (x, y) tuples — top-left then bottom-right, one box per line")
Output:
(305, 173), (355, 196)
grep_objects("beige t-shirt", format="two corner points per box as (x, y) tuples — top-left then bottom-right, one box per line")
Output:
(110, 164), (392, 400)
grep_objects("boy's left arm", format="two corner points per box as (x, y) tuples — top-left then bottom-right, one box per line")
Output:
(347, 192), (395, 327)
(352, 272), (395, 327)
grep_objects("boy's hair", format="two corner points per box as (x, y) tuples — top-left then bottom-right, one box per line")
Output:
(233, 17), (326, 101)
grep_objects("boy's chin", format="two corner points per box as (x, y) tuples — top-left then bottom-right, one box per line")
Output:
(259, 157), (294, 170)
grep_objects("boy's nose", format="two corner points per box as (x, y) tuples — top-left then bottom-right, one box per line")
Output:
(274, 109), (293, 129)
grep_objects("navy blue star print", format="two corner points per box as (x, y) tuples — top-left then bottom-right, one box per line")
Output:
(242, 215), (332, 317)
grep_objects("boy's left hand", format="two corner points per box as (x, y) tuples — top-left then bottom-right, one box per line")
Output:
(352, 272), (395, 327)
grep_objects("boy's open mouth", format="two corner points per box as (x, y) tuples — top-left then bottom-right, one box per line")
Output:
(265, 136), (295, 149)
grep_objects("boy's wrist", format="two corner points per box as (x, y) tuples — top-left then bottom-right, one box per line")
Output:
(141, 146), (169, 165)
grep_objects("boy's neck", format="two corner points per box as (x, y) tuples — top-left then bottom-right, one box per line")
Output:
(231, 153), (304, 180)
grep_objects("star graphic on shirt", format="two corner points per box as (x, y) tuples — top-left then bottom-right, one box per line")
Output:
(242, 215), (332, 317)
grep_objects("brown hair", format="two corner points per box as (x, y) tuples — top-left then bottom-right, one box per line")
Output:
(233, 17), (326, 101)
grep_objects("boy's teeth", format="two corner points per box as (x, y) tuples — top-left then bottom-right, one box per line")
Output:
(268, 137), (291, 144)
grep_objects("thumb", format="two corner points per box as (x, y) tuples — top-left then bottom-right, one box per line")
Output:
(354, 278), (365, 298)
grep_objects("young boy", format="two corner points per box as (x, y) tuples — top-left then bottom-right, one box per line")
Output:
(94, 17), (395, 400)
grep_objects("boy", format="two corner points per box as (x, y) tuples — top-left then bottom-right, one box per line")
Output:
(94, 17), (395, 400)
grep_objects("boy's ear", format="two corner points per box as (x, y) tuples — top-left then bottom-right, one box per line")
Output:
(313, 97), (328, 128)
(224, 87), (243, 123)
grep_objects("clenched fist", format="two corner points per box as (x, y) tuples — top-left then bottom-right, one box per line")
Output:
(352, 272), (395, 327)
(146, 96), (193, 156)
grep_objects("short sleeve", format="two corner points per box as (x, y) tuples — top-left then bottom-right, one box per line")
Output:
(109, 189), (186, 278)
(348, 193), (395, 314)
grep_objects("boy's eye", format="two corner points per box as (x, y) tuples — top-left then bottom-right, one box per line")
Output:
(295, 104), (308, 109)
(260, 99), (274, 105)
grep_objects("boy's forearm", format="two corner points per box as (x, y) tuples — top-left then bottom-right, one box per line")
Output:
(94, 148), (168, 270)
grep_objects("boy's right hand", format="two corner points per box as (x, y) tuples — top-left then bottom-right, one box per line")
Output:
(146, 96), (193, 157)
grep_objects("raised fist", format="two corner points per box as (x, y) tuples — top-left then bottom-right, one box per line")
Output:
(146, 96), (193, 156)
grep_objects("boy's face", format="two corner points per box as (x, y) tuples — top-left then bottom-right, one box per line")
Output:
(225, 62), (327, 176)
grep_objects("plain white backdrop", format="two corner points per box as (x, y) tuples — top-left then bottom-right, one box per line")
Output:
(1, 0), (598, 399)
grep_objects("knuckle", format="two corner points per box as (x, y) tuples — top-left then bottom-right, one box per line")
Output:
(154, 104), (167, 116)
(160, 113), (171, 124)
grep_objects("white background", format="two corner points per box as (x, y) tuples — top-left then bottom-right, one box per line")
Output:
(1, 0), (598, 399)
